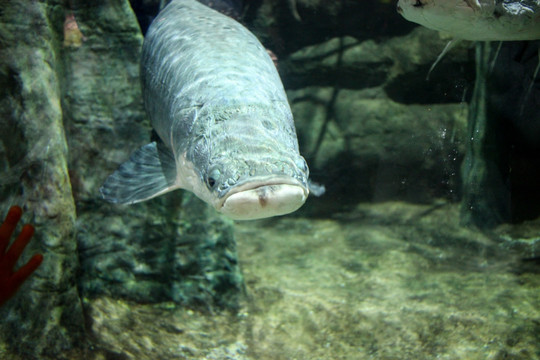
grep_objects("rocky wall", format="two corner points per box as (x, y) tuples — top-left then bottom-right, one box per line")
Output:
(0, 0), (244, 359)
(0, 0), (86, 358)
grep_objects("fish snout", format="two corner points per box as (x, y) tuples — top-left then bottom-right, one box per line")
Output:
(220, 182), (308, 220)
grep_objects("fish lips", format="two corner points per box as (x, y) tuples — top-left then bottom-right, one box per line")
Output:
(216, 176), (309, 220)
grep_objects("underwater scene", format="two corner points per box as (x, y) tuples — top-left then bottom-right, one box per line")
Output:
(0, 0), (539, 359)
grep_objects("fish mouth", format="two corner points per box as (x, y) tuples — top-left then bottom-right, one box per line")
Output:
(217, 176), (309, 220)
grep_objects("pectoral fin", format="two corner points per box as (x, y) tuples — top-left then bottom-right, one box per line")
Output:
(100, 142), (179, 204)
(308, 179), (325, 197)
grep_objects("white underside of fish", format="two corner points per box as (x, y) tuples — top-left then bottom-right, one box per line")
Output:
(219, 181), (308, 220)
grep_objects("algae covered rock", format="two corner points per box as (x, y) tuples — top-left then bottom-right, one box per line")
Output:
(77, 193), (244, 309)
(0, 0), (86, 357)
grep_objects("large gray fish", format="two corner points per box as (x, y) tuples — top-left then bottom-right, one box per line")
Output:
(397, 0), (540, 41)
(100, 0), (319, 220)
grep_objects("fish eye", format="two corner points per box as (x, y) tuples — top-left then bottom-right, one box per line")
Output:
(207, 168), (221, 189)
(413, 0), (424, 7)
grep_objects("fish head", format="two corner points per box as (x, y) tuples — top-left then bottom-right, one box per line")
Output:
(206, 157), (310, 221)
(194, 152), (310, 221)
(397, 0), (479, 36)
(185, 111), (310, 220)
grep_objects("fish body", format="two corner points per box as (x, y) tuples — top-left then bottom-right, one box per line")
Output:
(397, 0), (540, 40)
(100, 0), (312, 220)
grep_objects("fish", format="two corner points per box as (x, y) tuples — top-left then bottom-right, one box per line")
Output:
(396, 0), (540, 41)
(100, 0), (321, 220)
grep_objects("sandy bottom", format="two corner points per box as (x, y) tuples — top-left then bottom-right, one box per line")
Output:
(81, 201), (539, 360)
(2, 201), (537, 359)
